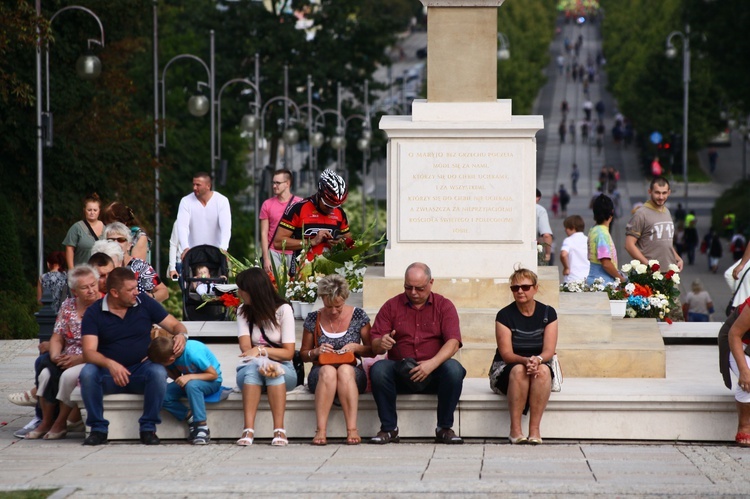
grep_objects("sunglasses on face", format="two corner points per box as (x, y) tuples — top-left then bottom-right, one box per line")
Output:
(510, 284), (534, 293)
(404, 284), (428, 292)
(107, 237), (128, 243)
(272, 181), (287, 186)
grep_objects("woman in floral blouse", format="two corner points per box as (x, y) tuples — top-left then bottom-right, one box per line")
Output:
(26, 265), (100, 439)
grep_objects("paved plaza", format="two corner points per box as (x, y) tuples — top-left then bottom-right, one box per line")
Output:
(3, 16), (750, 499)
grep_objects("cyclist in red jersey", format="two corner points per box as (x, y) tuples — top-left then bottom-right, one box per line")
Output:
(273, 169), (350, 258)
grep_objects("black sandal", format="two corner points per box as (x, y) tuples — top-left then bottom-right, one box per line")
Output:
(370, 428), (399, 444)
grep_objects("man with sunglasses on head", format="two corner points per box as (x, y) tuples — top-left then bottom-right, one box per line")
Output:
(368, 262), (466, 445)
(260, 169), (302, 274)
(273, 169), (350, 259)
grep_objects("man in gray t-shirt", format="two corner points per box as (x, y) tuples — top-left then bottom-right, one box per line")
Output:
(625, 176), (683, 271)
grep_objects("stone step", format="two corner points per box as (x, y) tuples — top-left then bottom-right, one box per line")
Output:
(70, 346), (736, 442)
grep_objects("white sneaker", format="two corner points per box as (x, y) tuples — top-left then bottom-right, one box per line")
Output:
(13, 417), (42, 439)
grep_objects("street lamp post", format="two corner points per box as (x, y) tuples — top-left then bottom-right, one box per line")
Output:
(154, 32), (213, 274)
(36, 1), (105, 275)
(666, 25), (690, 209)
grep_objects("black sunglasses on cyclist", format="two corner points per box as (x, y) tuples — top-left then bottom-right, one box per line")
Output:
(510, 284), (533, 292)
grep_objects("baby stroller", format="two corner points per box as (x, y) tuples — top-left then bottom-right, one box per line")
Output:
(180, 245), (232, 321)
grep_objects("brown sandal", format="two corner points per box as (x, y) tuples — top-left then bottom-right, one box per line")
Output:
(312, 428), (327, 446)
(346, 428), (361, 445)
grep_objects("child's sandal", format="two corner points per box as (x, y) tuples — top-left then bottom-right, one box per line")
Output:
(237, 428), (254, 446)
(271, 428), (288, 446)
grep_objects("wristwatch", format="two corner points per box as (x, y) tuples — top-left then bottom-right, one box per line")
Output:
(180, 332), (189, 340)
(535, 355), (544, 363)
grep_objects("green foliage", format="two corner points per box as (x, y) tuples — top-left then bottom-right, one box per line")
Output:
(712, 180), (750, 234)
(0, 195), (38, 338)
(601, 0), (731, 156)
(497, 0), (558, 114)
(1, 0), (410, 285)
(162, 283), (183, 320)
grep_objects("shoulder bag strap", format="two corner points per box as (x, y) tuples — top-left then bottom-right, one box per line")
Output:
(313, 312), (321, 348)
(82, 220), (99, 241)
(731, 267), (749, 303)
(257, 321), (282, 349)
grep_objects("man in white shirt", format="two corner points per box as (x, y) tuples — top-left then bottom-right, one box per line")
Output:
(536, 189), (553, 264)
(177, 172), (232, 261)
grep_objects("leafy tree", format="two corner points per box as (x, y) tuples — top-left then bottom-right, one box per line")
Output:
(497, 0), (558, 114)
(601, 0), (725, 156)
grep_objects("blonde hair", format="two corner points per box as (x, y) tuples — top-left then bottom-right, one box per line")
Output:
(509, 266), (538, 286)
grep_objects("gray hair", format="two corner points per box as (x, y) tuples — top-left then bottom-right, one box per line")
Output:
(317, 274), (350, 302)
(104, 222), (132, 244)
(91, 239), (124, 266)
(68, 264), (99, 290)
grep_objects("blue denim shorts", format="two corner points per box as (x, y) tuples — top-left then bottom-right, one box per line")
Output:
(236, 359), (297, 390)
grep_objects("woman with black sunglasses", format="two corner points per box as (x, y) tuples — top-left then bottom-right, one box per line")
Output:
(490, 267), (558, 446)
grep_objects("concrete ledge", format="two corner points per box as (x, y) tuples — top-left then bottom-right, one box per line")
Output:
(70, 373), (737, 442)
(659, 322), (722, 340)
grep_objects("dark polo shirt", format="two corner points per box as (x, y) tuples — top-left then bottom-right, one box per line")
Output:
(82, 294), (168, 367)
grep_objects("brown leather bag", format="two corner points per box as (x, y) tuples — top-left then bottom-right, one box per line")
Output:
(314, 313), (356, 366)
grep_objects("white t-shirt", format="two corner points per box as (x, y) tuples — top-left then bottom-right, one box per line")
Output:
(536, 203), (552, 236)
(177, 191), (232, 250)
(236, 303), (295, 346)
(561, 232), (590, 282)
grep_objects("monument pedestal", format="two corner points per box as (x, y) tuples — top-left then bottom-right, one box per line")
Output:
(380, 100), (544, 278)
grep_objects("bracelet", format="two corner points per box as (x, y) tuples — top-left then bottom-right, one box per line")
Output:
(536, 355), (544, 363)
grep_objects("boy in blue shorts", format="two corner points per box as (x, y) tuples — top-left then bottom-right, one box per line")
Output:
(148, 336), (222, 445)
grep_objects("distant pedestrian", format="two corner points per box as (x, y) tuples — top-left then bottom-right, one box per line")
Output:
(685, 211), (699, 265)
(673, 203), (686, 225)
(708, 147), (718, 173)
(559, 121), (567, 144)
(595, 100), (605, 122)
(580, 120), (589, 143)
(559, 185), (570, 217)
(551, 192), (560, 218)
(705, 229), (723, 273)
(570, 164), (580, 195)
(582, 99), (593, 121)
(561, 99), (569, 118)
(684, 279), (714, 322)
(568, 120), (576, 144)
(731, 232), (747, 261)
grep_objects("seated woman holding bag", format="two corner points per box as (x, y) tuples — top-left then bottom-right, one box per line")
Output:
(300, 275), (372, 445)
(490, 267), (558, 445)
(235, 268), (297, 447)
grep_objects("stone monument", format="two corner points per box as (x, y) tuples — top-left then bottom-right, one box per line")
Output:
(364, 0), (665, 379)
